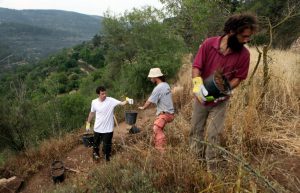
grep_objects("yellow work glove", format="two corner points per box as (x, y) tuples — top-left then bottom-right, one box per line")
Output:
(192, 77), (213, 102)
(85, 122), (91, 132)
(126, 97), (134, 105)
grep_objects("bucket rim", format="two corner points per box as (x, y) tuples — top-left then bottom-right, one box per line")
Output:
(211, 73), (230, 94)
(51, 160), (64, 166)
(82, 133), (94, 137)
(125, 110), (138, 113)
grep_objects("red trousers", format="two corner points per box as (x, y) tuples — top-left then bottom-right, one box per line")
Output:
(153, 113), (174, 152)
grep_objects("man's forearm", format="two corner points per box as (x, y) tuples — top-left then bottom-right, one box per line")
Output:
(192, 67), (201, 78)
(229, 78), (241, 89)
(142, 100), (151, 109)
(87, 112), (95, 123)
(119, 100), (127, 106)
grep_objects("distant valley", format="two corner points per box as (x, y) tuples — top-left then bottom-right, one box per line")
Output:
(0, 8), (102, 71)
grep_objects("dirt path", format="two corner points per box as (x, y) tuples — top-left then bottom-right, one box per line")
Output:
(20, 108), (155, 193)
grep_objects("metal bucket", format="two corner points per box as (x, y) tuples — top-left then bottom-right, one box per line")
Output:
(125, 111), (138, 125)
(51, 160), (65, 183)
(82, 133), (94, 147)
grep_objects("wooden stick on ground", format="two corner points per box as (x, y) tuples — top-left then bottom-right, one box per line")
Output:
(64, 167), (80, 173)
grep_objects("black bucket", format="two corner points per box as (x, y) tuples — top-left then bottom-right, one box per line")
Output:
(125, 111), (138, 125)
(129, 125), (140, 134)
(204, 72), (231, 98)
(51, 161), (65, 183)
(82, 133), (94, 147)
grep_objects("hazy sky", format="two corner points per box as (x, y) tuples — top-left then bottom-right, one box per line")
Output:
(0, 0), (163, 16)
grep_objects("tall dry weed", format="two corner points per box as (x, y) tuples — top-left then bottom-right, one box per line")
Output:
(172, 53), (194, 119)
(227, 48), (300, 156)
(225, 48), (300, 192)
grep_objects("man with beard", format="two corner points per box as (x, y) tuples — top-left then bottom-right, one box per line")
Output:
(190, 13), (258, 171)
(138, 68), (175, 152)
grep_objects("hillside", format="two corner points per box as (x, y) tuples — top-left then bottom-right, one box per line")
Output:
(0, 2), (299, 191)
(0, 8), (103, 69)
(1, 49), (299, 193)
(0, 7), (185, 153)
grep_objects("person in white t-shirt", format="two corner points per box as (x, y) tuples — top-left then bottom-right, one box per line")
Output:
(85, 86), (131, 161)
(138, 68), (175, 152)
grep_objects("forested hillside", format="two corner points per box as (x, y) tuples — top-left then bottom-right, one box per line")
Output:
(0, 0), (298, 154)
(0, 1), (299, 192)
(0, 8), (102, 69)
(0, 6), (186, 152)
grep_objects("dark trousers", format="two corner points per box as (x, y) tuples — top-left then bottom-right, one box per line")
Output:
(93, 132), (113, 159)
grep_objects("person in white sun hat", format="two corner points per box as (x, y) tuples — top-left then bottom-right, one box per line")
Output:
(138, 68), (175, 152)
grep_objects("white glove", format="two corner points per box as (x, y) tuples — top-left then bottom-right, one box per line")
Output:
(126, 97), (134, 105)
(85, 122), (90, 132)
(198, 84), (209, 102)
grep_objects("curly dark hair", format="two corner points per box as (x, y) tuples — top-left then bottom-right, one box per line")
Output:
(223, 13), (258, 34)
(96, 86), (106, 94)
(157, 76), (166, 82)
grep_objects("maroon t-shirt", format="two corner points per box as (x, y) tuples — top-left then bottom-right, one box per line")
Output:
(193, 36), (250, 106)
(193, 36), (250, 81)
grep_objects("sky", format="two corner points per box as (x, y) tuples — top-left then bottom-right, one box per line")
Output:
(0, 0), (164, 16)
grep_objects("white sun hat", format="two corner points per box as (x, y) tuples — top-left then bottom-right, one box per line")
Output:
(148, 68), (164, 78)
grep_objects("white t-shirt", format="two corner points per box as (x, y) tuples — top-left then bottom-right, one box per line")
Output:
(90, 97), (121, 133)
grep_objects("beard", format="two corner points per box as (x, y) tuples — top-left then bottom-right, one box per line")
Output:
(227, 34), (245, 52)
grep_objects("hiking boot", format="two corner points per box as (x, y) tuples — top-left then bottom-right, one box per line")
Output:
(93, 152), (100, 161)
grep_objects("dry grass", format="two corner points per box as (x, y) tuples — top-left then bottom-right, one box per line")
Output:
(234, 48), (299, 155)
(2, 48), (299, 193)
(1, 130), (82, 178)
(226, 48), (300, 192)
(51, 48), (299, 192)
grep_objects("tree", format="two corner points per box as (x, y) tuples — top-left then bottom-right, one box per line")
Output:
(160, 0), (235, 52)
(243, 0), (300, 96)
(100, 7), (187, 98)
(242, 0), (300, 48)
(0, 79), (34, 150)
